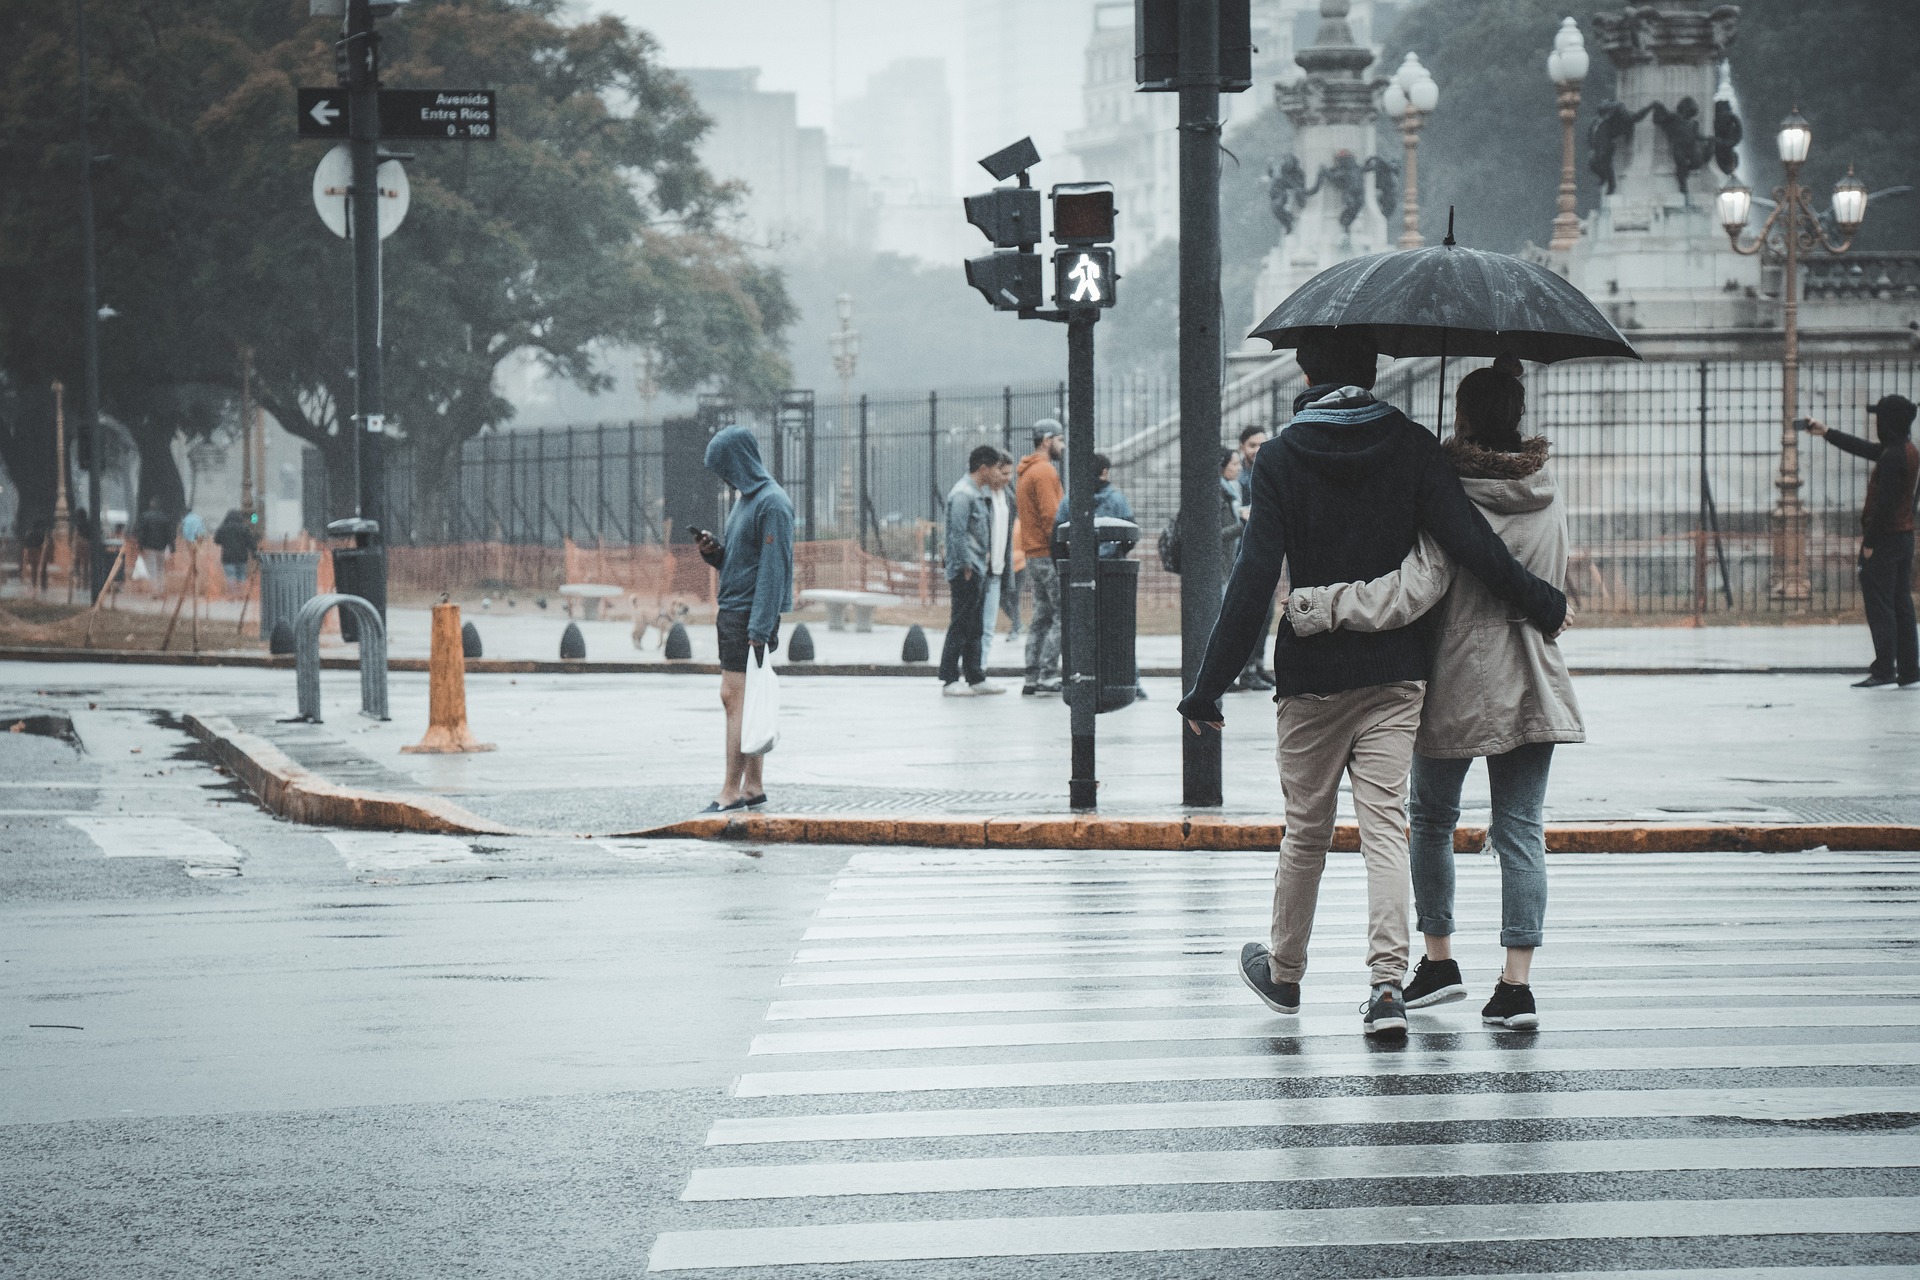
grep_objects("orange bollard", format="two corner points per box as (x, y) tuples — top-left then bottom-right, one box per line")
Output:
(401, 601), (496, 754)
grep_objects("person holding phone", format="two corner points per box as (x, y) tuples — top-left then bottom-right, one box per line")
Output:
(1806, 396), (1919, 687)
(695, 426), (795, 811)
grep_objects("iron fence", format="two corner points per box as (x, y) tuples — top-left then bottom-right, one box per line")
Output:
(339, 355), (1916, 617)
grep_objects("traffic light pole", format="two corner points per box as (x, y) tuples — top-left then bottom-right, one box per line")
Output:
(74, 0), (107, 602)
(1177, 0), (1224, 806)
(346, 0), (385, 536)
(1064, 309), (1099, 810)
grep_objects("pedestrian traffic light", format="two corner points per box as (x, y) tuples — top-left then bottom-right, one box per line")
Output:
(1054, 247), (1117, 310)
(966, 251), (1044, 311)
(965, 187), (1042, 248)
(1050, 183), (1117, 247)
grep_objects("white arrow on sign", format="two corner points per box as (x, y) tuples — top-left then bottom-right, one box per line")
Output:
(310, 144), (410, 241)
(308, 97), (341, 128)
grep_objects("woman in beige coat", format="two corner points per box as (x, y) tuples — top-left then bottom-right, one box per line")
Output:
(1285, 366), (1583, 1029)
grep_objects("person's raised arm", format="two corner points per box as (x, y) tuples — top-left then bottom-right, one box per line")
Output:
(1287, 531), (1454, 637)
(1417, 451), (1566, 633)
(1177, 453), (1287, 726)
(1809, 419), (1883, 462)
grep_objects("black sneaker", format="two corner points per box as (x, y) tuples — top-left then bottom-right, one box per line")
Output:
(1022, 680), (1062, 696)
(1482, 979), (1539, 1029)
(1237, 942), (1300, 1014)
(1361, 983), (1408, 1037)
(1403, 956), (1468, 1008)
(1853, 674), (1897, 688)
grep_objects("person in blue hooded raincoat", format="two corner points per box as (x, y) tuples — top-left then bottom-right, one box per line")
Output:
(693, 426), (795, 811)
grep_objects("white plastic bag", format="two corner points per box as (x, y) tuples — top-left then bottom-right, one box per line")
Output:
(740, 646), (780, 755)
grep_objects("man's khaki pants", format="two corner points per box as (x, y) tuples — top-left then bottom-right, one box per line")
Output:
(1269, 681), (1425, 989)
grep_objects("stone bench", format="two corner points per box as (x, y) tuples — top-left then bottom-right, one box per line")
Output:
(799, 588), (904, 632)
(559, 583), (622, 621)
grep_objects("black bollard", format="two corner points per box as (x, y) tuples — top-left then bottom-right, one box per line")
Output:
(461, 621), (483, 659)
(664, 621), (692, 660)
(559, 621), (586, 661)
(788, 622), (815, 662)
(269, 619), (296, 656)
(901, 623), (929, 663)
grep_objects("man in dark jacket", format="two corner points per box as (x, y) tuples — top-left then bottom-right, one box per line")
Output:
(1177, 333), (1568, 1039)
(1809, 395), (1919, 686)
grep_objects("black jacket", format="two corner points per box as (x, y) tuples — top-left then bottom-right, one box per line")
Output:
(1178, 386), (1568, 719)
(1824, 428), (1917, 541)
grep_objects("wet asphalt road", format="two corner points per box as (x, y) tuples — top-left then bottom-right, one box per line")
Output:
(3, 706), (1918, 1278)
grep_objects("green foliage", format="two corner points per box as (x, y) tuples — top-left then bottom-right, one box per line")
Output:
(0, 0), (792, 535)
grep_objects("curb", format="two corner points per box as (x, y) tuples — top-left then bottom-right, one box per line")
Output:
(0, 645), (1865, 679)
(182, 712), (519, 836)
(623, 813), (1920, 854)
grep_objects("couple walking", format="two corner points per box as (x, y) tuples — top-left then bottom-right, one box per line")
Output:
(1178, 335), (1580, 1039)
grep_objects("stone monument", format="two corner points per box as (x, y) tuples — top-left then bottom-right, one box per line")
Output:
(1250, 0), (1396, 328)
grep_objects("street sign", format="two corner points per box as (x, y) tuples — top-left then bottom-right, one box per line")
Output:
(311, 145), (410, 240)
(297, 87), (349, 138)
(1054, 248), (1117, 309)
(378, 89), (496, 140)
(296, 88), (497, 140)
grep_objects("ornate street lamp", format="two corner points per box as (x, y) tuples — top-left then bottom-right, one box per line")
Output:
(1719, 109), (1868, 605)
(1382, 52), (1438, 249)
(828, 294), (862, 544)
(1546, 17), (1589, 252)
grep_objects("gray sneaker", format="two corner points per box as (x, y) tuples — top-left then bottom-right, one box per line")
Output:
(1237, 942), (1301, 1014)
(1361, 982), (1408, 1038)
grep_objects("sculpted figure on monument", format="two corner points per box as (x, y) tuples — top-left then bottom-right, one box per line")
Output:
(1650, 96), (1717, 196)
(1265, 155), (1312, 234)
(1712, 99), (1743, 175)
(1588, 99), (1653, 195)
(1363, 155), (1398, 222)
(1315, 151), (1368, 230)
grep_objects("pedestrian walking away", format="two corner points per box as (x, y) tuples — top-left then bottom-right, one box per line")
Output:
(940, 444), (1005, 696)
(1051, 452), (1136, 557)
(1288, 364), (1585, 1030)
(694, 426), (794, 812)
(1015, 420), (1065, 695)
(212, 509), (256, 588)
(1807, 396), (1918, 687)
(979, 450), (1016, 672)
(1176, 332), (1568, 1039)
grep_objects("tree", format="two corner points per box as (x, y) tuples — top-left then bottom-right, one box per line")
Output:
(0, 0), (793, 541)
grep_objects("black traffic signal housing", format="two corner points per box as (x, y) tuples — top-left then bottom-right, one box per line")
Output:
(1054, 248), (1117, 310)
(964, 187), (1043, 248)
(1050, 183), (1117, 247)
(966, 252), (1044, 312)
(1134, 0), (1252, 93)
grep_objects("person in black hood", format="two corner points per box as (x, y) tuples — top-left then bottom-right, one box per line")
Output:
(1177, 333), (1569, 1040)
(1808, 395), (1919, 687)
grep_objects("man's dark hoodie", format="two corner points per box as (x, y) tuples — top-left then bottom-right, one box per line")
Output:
(1178, 384), (1568, 721)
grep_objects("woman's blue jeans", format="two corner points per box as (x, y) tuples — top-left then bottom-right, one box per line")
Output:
(1408, 743), (1554, 948)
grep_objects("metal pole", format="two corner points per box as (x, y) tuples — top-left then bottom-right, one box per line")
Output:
(1397, 111), (1424, 248)
(1549, 82), (1583, 252)
(1770, 164), (1810, 606)
(346, 0), (386, 539)
(804, 399), (817, 542)
(927, 390), (939, 523)
(1002, 385), (1013, 452)
(858, 393), (871, 553)
(1177, 0), (1224, 807)
(75, 0), (106, 600)
(1066, 312), (1100, 810)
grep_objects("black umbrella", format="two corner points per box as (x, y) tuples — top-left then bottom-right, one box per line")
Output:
(1249, 215), (1639, 425)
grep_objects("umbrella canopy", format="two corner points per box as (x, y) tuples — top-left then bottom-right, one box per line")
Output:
(1249, 241), (1639, 365)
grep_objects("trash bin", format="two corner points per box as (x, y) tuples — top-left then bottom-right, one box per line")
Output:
(1053, 518), (1140, 714)
(257, 551), (320, 642)
(326, 518), (386, 644)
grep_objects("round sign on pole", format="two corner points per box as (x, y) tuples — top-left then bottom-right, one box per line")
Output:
(311, 144), (410, 240)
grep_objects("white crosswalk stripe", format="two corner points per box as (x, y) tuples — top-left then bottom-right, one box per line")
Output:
(649, 849), (1920, 1275)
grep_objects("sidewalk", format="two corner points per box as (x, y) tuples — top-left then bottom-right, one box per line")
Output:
(6, 653), (1914, 848)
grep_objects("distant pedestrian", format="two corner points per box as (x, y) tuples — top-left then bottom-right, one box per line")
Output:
(180, 510), (206, 544)
(213, 509), (256, 588)
(1808, 397), (1918, 687)
(15, 506), (53, 592)
(1217, 449), (1244, 589)
(135, 505), (174, 592)
(1286, 364), (1585, 1030)
(1237, 425), (1277, 691)
(693, 426), (795, 811)
(1053, 453), (1136, 557)
(940, 444), (1006, 697)
(979, 450), (1016, 671)
(1015, 421), (1065, 696)
(1005, 525), (1027, 637)
(1177, 333), (1568, 1040)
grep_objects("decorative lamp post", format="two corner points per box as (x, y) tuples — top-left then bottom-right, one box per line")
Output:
(1381, 52), (1438, 249)
(1546, 17), (1589, 252)
(828, 294), (861, 543)
(1719, 110), (1868, 605)
(51, 380), (70, 590)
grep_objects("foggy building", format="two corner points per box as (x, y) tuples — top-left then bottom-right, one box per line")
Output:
(961, 0), (1092, 184)
(835, 57), (968, 264)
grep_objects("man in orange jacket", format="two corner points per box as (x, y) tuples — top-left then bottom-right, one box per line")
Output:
(1015, 420), (1065, 695)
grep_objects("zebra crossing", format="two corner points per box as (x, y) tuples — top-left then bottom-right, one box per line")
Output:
(648, 847), (1920, 1276)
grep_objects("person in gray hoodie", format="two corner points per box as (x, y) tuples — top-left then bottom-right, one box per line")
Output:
(1285, 366), (1582, 1030)
(694, 426), (795, 811)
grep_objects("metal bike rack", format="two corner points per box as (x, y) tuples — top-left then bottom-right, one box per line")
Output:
(294, 592), (389, 723)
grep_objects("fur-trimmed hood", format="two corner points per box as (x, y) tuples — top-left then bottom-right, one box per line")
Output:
(1446, 435), (1555, 517)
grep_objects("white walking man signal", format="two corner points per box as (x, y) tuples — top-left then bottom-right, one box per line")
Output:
(1067, 253), (1103, 303)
